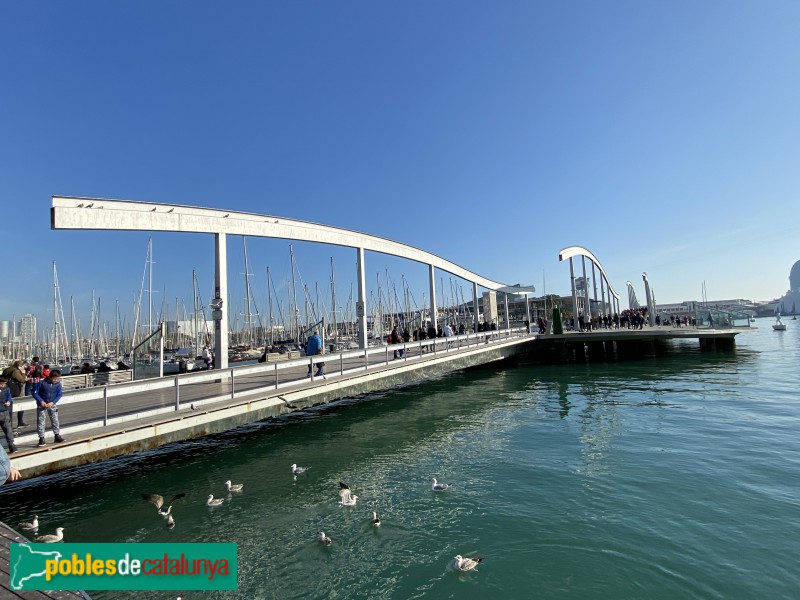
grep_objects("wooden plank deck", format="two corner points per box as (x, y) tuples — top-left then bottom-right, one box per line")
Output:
(0, 521), (91, 599)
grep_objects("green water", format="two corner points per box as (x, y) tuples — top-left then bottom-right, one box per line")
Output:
(4, 319), (799, 599)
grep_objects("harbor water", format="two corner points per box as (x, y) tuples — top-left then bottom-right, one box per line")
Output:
(3, 318), (799, 599)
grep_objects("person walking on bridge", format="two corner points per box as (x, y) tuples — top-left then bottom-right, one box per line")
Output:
(2, 361), (27, 428)
(305, 332), (325, 378)
(33, 369), (65, 446)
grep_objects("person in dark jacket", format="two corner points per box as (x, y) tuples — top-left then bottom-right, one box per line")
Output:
(80, 362), (95, 374)
(96, 361), (112, 373)
(304, 332), (324, 377)
(33, 370), (65, 446)
(0, 378), (17, 453)
(2, 360), (28, 427)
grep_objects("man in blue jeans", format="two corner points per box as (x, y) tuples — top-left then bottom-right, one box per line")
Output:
(33, 369), (65, 446)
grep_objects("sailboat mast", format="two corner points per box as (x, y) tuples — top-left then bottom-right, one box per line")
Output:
(267, 266), (273, 346)
(330, 258), (337, 344)
(52, 261), (59, 362)
(193, 270), (200, 355)
(148, 236), (153, 334)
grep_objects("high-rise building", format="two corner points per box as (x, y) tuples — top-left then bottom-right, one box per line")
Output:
(19, 314), (36, 348)
(0, 320), (11, 344)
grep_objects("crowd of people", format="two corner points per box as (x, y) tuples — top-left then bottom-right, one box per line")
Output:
(0, 356), (65, 454)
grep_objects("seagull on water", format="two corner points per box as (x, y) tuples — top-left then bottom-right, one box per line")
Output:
(369, 511), (381, 527)
(453, 555), (482, 572)
(432, 478), (451, 492)
(340, 492), (358, 507)
(291, 464), (307, 475)
(142, 493), (186, 517)
(19, 516), (38, 530)
(207, 494), (224, 507)
(339, 482), (352, 498)
(317, 531), (333, 545)
(225, 480), (244, 492)
(166, 514), (175, 530)
(36, 528), (65, 543)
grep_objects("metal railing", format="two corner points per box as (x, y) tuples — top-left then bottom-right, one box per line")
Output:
(12, 327), (532, 444)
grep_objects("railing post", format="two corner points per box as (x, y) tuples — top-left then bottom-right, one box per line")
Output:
(404, 343), (408, 362)
(385, 345), (389, 365)
(274, 363), (279, 389)
(340, 352), (344, 375)
(103, 386), (108, 426)
(230, 367), (235, 398)
(310, 357), (315, 381)
(175, 375), (180, 410)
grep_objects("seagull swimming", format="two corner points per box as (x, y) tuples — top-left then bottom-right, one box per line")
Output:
(370, 511), (381, 527)
(340, 492), (358, 507)
(207, 494), (224, 507)
(453, 555), (482, 572)
(19, 516), (38, 530)
(317, 531), (333, 545)
(142, 493), (186, 516)
(36, 528), (65, 543)
(339, 482), (352, 498)
(225, 480), (244, 492)
(432, 478), (451, 492)
(291, 464), (307, 475)
(166, 514), (175, 530)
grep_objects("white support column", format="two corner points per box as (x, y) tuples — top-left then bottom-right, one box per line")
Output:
(600, 274), (607, 318)
(569, 257), (579, 329)
(582, 256), (591, 321)
(642, 272), (655, 326)
(356, 247), (368, 350)
(214, 232), (229, 369)
(472, 281), (479, 333)
(591, 262), (599, 316)
(504, 292), (510, 330)
(428, 264), (437, 331)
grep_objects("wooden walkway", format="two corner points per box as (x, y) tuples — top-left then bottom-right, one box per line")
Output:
(0, 521), (91, 599)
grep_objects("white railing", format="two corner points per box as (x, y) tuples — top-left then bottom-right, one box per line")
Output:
(14, 327), (532, 441)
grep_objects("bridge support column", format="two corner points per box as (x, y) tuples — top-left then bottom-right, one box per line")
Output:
(356, 247), (368, 350)
(582, 257), (591, 322)
(213, 232), (229, 370)
(504, 292), (510, 331)
(429, 264), (437, 332)
(472, 282), (479, 333)
(569, 258), (579, 330)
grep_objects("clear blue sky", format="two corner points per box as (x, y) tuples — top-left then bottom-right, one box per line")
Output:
(2, 2), (799, 333)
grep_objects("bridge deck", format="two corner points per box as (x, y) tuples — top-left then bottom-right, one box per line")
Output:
(6, 326), (744, 479)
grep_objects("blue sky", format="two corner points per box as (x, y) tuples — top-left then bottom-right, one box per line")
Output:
(2, 2), (799, 334)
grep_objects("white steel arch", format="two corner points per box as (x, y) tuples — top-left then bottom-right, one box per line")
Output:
(52, 196), (513, 363)
(558, 246), (621, 327)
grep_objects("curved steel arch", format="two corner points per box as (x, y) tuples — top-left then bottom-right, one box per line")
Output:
(51, 196), (506, 290)
(558, 246), (620, 300)
(558, 245), (621, 324)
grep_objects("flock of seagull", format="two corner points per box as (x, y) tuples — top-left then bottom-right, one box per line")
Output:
(16, 465), (482, 575)
(315, 471), (481, 572)
(18, 516), (65, 543)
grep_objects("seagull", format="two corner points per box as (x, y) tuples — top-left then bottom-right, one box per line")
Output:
(317, 531), (333, 545)
(142, 493), (186, 516)
(340, 492), (358, 507)
(291, 464), (307, 475)
(432, 478), (451, 492)
(207, 494), (224, 507)
(19, 516), (38, 530)
(225, 480), (243, 492)
(339, 482), (352, 498)
(36, 528), (65, 543)
(369, 511), (381, 527)
(166, 514), (175, 529)
(453, 555), (482, 572)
